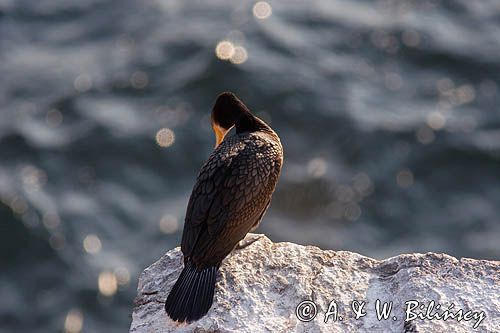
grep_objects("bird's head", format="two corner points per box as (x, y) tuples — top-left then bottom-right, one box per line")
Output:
(211, 92), (250, 148)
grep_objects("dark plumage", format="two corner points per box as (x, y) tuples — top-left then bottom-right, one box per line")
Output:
(164, 92), (283, 322)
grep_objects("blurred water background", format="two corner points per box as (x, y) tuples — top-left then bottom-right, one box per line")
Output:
(1, 0), (499, 332)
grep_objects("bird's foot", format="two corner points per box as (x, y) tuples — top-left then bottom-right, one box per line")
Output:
(235, 234), (264, 250)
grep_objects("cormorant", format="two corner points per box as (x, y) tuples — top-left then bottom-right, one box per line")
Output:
(164, 92), (283, 322)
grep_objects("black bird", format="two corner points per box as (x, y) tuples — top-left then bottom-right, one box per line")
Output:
(164, 92), (283, 322)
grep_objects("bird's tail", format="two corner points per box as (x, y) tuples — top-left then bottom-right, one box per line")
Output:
(164, 260), (218, 322)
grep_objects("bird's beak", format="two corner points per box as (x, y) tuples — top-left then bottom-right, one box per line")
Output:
(212, 122), (229, 148)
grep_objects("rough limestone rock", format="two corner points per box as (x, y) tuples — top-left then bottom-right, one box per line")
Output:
(130, 234), (499, 333)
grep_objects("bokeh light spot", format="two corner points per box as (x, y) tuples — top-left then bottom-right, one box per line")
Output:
(215, 41), (235, 60)
(98, 271), (118, 296)
(10, 196), (28, 215)
(155, 128), (175, 147)
(64, 309), (83, 333)
(384, 72), (403, 91)
(83, 234), (102, 254)
(20, 165), (47, 191)
(416, 126), (435, 144)
(253, 1), (272, 19)
(49, 232), (66, 250)
(159, 214), (178, 234)
(426, 112), (446, 130)
(46, 109), (63, 128)
(352, 172), (374, 196)
(307, 158), (327, 178)
(230, 46), (248, 64)
(130, 71), (149, 89)
(114, 267), (131, 286)
(74, 74), (92, 92)
(456, 84), (475, 104)
(402, 30), (420, 47)
(43, 212), (61, 229)
(396, 169), (414, 188)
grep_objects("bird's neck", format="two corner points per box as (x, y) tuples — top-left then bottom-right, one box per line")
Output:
(235, 112), (276, 137)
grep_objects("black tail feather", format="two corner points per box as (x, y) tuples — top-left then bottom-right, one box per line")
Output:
(164, 261), (217, 322)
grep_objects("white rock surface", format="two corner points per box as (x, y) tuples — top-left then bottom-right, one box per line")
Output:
(130, 234), (499, 333)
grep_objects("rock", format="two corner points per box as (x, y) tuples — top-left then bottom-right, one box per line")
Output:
(130, 234), (499, 332)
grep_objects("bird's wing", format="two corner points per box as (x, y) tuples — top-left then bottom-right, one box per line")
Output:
(181, 137), (278, 268)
